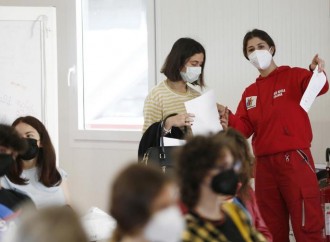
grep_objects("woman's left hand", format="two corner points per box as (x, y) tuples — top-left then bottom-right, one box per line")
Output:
(310, 54), (325, 72)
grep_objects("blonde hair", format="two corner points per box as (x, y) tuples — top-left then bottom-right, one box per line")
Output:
(13, 205), (88, 242)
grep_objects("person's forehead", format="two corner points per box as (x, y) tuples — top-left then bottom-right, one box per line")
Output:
(215, 149), (234, 165)
(247, 37), (267, 48)
(15, 122), (38, 134)
(189, 53), (204, 60)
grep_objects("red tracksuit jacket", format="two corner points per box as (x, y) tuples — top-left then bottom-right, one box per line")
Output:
(229, 66), (329, 156)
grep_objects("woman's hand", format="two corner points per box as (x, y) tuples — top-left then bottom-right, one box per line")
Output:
(310, 54), (325, 73)
(164, 113), (195, 129)
(217, 103), (229, 129)
(217, 103), (226, 113)
(219, 106), (229, 130)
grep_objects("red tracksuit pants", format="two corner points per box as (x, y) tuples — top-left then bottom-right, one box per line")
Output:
(255, 149), (324, 242)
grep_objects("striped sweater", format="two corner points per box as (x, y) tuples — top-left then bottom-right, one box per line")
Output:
(182, 202), (267, 242)
(143, 80), (200, 132)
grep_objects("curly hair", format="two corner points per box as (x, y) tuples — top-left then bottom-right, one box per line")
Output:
(175, 134), (238, 210)
(216, 128), (254, 202)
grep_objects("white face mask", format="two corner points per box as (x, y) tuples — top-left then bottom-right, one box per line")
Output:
(180, 66), (201, 83)
(248, 49), (273, 70)
(144, 206), (185, 242)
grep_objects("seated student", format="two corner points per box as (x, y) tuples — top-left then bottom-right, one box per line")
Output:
(8, 205), (88, 242)
(109, 164), (185, 242)
(176, 134), (266, 242)
(218, 128), (273, 241)
(0, 124), (34, 239)
(1, 116), (70, 209)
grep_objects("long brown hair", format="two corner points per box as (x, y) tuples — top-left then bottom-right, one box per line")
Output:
(7, 116), (62, 187)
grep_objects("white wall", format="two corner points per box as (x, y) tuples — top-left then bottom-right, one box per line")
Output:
(156, 0), (330, 164)
(0, 0), (329, 214)
(0, 0), (135, 213)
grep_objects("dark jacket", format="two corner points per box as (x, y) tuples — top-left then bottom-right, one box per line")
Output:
(138, 121), (185, 161)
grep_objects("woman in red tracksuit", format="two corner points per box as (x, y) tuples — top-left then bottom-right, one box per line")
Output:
(222, 29), (329, 242)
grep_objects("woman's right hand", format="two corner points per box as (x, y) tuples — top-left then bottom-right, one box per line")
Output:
(164, 113), (195, 129)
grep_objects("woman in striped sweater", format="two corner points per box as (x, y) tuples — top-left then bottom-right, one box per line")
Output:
(143, 37), (206, 134)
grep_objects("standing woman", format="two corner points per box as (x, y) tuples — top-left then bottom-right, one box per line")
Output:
(223, 29), (328, 242)
(1, 116), (70, 209)
(143, 37), (206, 134)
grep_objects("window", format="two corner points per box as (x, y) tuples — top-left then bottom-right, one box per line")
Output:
(77, 0), (152, 132)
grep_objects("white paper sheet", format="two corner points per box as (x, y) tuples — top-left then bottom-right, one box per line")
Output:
(184, 90), (222, 135)
(300, 66), (327, 112)
(163, 137), (186, 146)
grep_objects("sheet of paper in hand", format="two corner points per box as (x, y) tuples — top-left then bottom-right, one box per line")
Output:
(184, 90), (222, 135)
(300, 65), (327, 112)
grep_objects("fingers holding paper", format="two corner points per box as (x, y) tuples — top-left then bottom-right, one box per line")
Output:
(182, 113), (195, 126)
(217, 103), (226, 114)
(220, 106), (229, 130)
(310, 54), (325, 73)
(164, 113), (195, 129)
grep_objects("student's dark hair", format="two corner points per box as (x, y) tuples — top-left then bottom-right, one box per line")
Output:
(109, 164), (169, 242)
(216, 128), (253, 202)
(0, 124), (27, 153)
(161, 37), (206, 86)
(7, 116), (62, 187)
(175, 134), (238, 210)
(243, 29), (276, 60)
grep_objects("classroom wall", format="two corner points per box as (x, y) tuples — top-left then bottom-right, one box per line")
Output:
(0, 0), (329, 214)
(155, 0), (330, 163)
(0, 0), (134, 213)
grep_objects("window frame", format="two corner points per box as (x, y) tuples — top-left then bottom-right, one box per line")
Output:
(71, 0), (156, 142)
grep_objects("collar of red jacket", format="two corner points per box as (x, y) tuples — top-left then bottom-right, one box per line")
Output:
(256, 66), (290, 82)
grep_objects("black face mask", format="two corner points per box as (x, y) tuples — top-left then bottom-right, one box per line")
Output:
(0, 154), (14, 177)
(211, 168), (239, 196)
(19, 138), (39, 160)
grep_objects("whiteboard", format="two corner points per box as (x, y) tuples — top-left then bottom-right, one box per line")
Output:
(0, 6), (58, 153)
(0, 20), (43, 123)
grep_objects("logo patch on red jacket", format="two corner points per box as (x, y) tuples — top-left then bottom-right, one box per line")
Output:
(246, 96), (257, 110)
(273, 89), (286, 99)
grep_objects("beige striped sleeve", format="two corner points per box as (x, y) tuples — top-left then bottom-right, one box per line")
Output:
(143, 94), (162, 133)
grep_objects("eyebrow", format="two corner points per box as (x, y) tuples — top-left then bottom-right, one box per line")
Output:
(247, 42), (266, 49)
(190, 60), (203, 64)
